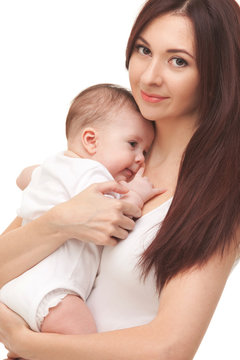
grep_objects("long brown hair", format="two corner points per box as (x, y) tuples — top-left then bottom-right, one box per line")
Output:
(126, 0), (240, 290)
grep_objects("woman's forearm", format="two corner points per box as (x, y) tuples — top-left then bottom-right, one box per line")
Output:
(1, 216), (23, 235)
(16, 324), (175, 360)
(2, 251), (233, 360)
(0, 213), (66, 287)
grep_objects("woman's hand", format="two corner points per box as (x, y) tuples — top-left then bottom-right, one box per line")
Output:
(0, 180), (141, 287)
(49, 180), (141, 246)
(15, 164), (141, 247)
(0, 303), (29, 359)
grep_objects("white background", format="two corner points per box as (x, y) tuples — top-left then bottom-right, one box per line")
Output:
(0, 1), (239, 359)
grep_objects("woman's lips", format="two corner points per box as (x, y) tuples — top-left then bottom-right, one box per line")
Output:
(141, 90), (169, 103)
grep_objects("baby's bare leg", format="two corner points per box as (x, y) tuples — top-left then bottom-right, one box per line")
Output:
(40, 294), (97, 334)
(15, 295), (96, 359)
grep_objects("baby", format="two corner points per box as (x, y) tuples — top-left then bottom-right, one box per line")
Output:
(0, 83), (161, 335)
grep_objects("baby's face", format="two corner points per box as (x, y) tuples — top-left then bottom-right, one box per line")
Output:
(95, 105), (154, 181)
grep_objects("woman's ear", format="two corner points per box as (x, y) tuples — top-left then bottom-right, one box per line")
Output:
(81, 127), (98, 155)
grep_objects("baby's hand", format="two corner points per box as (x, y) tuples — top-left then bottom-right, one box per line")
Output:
(122, 168), (166, 204)
(16, 164), (39, 190)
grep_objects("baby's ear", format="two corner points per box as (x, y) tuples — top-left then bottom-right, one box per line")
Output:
(82, 127), (98, 155)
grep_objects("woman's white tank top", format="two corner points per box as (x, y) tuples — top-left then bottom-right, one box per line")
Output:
(87, 199), (172, 332)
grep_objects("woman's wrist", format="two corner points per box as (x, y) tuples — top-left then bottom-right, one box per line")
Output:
(45, 202), (82, 243)
(31, 203), (71, 243)
(14, 330), (66, 360)
(11, 327), (33, 359)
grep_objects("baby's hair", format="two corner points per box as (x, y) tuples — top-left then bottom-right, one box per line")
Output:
(66, 83), (139, 139)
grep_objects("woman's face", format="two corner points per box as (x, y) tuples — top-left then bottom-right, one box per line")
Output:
(129, 13), (200, 124)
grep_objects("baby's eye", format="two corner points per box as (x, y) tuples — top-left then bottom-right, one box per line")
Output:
(129, 141), (137, 148)
(135, 44), (151, 56)
(170, 57), (188, 68)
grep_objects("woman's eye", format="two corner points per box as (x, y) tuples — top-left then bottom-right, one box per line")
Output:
(135, 44), (151, 56)
(129, 141), (137, 148)
(170, 57), (188, 67)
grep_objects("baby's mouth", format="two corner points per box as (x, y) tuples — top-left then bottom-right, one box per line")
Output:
(124, 168), (135, 181)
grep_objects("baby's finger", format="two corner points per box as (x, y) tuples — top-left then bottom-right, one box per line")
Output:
(6, 350), (19, 359)
(152, 188), (167, 196)
(7, 355), (17, 359)
(119, 180), (128, 187)
(95, 180), (129, 195)
(135, 167), (145, 177)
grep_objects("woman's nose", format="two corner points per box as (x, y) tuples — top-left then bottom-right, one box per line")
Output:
(141, 59), (163, 86)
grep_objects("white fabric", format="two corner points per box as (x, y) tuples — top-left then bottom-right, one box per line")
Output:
(0, 152), (116, 331)
(87, 198), (172, 332)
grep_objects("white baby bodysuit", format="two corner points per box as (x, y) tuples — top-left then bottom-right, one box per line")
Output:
(0, 152), (116, 331)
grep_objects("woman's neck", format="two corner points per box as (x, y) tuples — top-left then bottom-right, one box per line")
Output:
(149, 116), (197, 167)
(142, 117), (196, 213)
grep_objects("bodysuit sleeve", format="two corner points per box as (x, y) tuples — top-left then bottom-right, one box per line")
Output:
(17, 152), (118, 223)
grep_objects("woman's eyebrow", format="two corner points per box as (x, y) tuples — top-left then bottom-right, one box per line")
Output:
(167, 49), (194, 59)
(136, 36), (150, 46)
(136, 36), (194, 59)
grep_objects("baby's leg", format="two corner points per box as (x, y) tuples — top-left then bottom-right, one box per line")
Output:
(11, 295), (96, 360)
(40, 294), (97, 334)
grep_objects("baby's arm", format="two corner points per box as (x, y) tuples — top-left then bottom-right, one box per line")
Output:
(121, 168), (166, 208)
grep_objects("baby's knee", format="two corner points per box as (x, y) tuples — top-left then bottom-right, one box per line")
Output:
(41, 294), (97, 334)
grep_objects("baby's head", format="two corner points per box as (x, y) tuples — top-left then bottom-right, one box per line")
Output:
(66, 84), (154, 181)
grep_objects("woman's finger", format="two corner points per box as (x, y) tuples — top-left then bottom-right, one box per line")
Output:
(117, 214), (136, 231)
(152, 188), (167, 196)
(111, 226), (129, 240)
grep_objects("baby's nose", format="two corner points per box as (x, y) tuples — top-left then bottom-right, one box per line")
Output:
(135, 152), (145, 164)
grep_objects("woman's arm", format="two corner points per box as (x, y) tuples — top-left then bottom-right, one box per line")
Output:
(0, 181), (140, 287)
(1, 217), (23, 235)
(0, 239), (237, 360)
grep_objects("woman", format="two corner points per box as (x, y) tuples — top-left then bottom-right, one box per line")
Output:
(0, 0), (240, 359)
